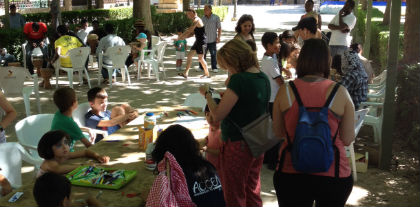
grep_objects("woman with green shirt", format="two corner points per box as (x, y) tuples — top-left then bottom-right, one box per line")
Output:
(199, 39), (270, 207)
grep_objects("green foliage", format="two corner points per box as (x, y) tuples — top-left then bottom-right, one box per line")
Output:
(152, 12), (191, 35)
(354, 5), (404, 73)
(104, 18), (135, 43)
(0, 29), (25, 62)
(0, 6), (228, 59)
(396, 64), (420, 149)
(377, 31), (404, 73)
(23, 7), (133, 25)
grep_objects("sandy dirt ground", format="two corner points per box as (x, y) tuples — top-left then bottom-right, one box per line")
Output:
(2, 5), (419, 207)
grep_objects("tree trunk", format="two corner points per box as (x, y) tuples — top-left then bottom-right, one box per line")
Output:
(380, 0), (401, 170)
(351, 0), (361, 43)
(133, 0), (155, 34)
(363, 0), (372, 59)
(88, 0), (93, 9)
(383, 0), (391, 25)
(50, 0), (62, 29)
(49, 0), (62, 52)
(402, 0), (420, 64)
(96, 0), (104, 8)
(232, 0), (237, 21)
(361, 0), (367, 10)
(4, 0), (10, 29)
(183, 0), (190, 11)
(64, 0), (72, 11)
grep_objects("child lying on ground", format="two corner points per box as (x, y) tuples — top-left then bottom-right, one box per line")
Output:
(37, 130), (109, 178)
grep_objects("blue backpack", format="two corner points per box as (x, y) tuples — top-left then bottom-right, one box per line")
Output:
(285, 81), (341, 174)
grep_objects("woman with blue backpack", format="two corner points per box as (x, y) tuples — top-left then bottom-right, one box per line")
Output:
(272, 38), (355, 207)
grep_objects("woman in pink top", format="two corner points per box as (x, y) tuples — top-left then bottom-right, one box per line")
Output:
(272, 39), (355, 207)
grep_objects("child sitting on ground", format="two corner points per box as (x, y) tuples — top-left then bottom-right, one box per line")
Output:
(37, 130), (109, 178)
(152, 125), (225, 206)
(85, 87), (138, 142)
(202, 98), (222, 171)
(34, 172), (103, 206)
(174, 28), (187, 72)
(51, 87), (95, 151)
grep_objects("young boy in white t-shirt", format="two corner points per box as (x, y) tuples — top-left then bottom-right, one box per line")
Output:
(260, 32), (283, 114)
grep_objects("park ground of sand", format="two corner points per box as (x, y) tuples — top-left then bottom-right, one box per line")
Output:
(2, 4), (419, 207)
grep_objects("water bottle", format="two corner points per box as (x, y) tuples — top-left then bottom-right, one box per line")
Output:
(144, 112), (156, 130)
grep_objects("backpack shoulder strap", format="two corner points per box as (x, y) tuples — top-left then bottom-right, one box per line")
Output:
(288, 81), (304, 107)
(324, 83), (341, 108)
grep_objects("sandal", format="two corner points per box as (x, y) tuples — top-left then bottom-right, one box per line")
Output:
(178, 73), (188, 79)
(200, 75), (211, 79)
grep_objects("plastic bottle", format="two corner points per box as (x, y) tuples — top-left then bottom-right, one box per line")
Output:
(144, 112), (156, 130)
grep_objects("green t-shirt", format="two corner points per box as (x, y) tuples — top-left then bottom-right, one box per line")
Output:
(51, 110), (85, 152)
(221, 72), (271, 142)
(174, 40), (187, 52)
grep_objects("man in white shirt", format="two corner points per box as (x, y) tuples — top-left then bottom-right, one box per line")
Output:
(96, 23), (126, 83)
(199, 4), (221, 73)
(76, 19), (93, 45)
(328, 0), (356, 58)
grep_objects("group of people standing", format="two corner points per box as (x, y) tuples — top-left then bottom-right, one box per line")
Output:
(187, 0), (371, 206)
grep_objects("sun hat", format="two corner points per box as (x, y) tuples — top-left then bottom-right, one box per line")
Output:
(136, 33), (147, 39)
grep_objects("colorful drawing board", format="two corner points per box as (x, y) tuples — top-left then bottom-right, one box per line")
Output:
(66, 166), (137, 190)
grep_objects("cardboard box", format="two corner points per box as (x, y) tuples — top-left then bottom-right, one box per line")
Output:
(349, 152), (369, 173)
(138, 127), (154, 150)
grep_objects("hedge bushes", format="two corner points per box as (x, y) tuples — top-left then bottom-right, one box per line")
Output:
(354, 6), (404, 74)
(0, 6), (228, 61)
(395, 64), (420, 149)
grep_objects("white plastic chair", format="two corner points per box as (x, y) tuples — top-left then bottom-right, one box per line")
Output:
(22, 42), (27, 69)
(15, 114), (55, 162)
(137, 41), (167, 81)
(54, 47), (91, 89)
(151, 35), (160, 47)
(361, 101), (383, 144)
(369, 70), (386, 90)
(0, 66), (41, 116)
(98, 45), (131, 88)
(345, 108), (369, 182)
(72, 102), (108, 138)
(0, 142), (44, 189)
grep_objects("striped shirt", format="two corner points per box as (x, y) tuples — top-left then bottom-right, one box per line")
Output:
(201, 14), (221, 43)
